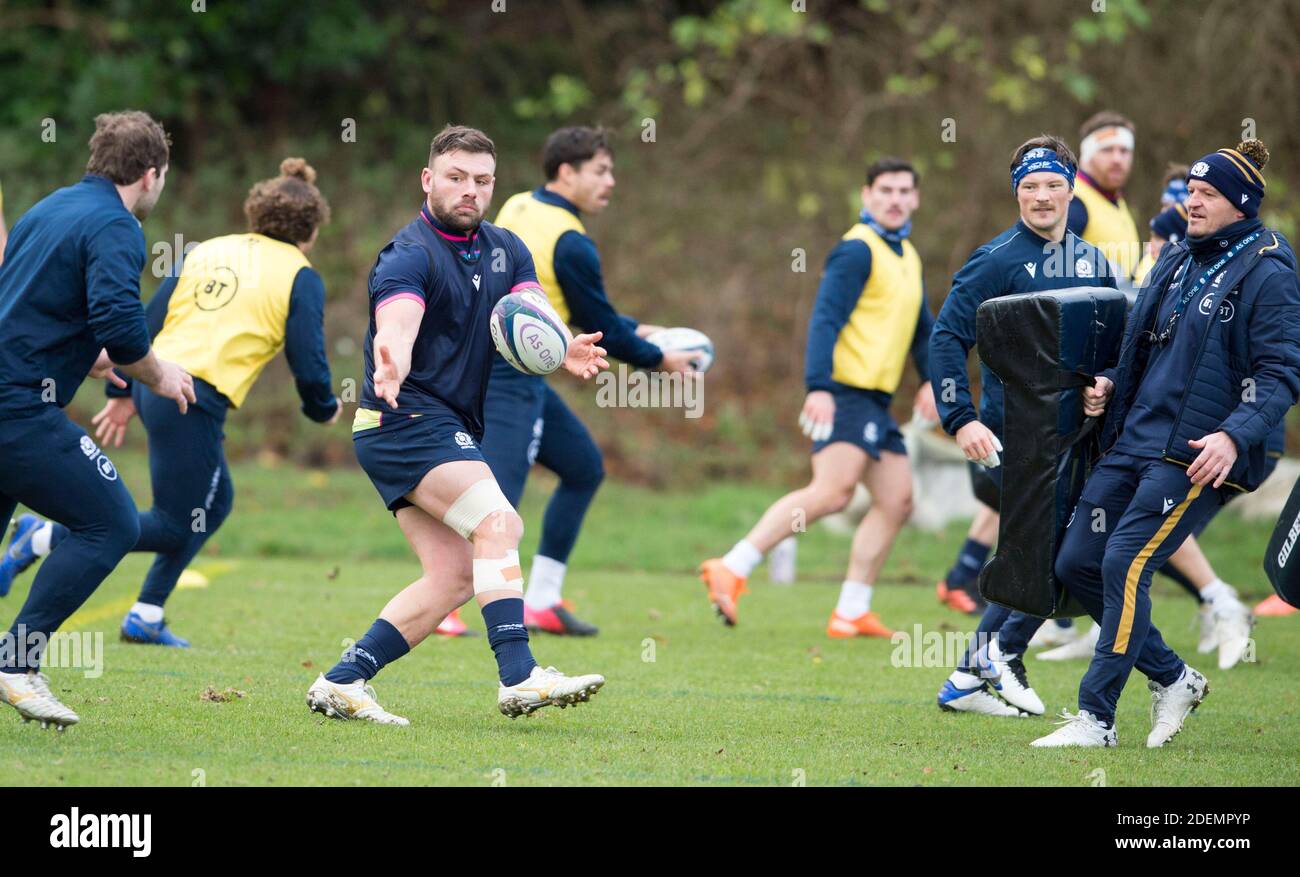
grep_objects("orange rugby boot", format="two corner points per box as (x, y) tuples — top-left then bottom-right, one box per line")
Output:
(1254, 594), (1299, 617)
(434, 608), (476, 637)
(698, 558), (748, 626)
(826, 610), (895, 639)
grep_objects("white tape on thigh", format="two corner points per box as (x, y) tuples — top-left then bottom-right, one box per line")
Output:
(442, 478), (513, 540)
(473, 549), (523, 595)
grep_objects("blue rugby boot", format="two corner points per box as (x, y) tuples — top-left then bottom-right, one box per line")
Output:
(120, 610), (191, 648)
(0, 515), (44, 598)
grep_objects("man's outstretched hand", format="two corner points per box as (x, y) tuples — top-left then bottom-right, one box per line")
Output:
(564, 331), (609, 379)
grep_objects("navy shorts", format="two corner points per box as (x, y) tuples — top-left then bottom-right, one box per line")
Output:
(353, 408), (486, 512)
(812, 385), (906, 459)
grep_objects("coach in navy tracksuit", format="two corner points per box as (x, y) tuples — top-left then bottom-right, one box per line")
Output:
(1038, 139), (1300, 749)
(0, 112), (194, 726)
(931, 135), (1117, 718)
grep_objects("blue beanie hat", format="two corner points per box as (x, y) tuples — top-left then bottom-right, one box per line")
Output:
(1149, 202), (1188, 242)
(1187, 140), (1268, 218)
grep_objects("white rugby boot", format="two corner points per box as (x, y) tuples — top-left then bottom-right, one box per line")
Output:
(988, 641), (1046, 715)
(497, 665), (604, 718)
(1037, 621), (1100, 661)
(937, 677), (1027, 717)
(306, 674), (409, 725)
(1147, 665), (1209, 748)
(0, 670), (79, 729)
(1212, 599), (1255, 670)
(1030, 710), (1117, 748)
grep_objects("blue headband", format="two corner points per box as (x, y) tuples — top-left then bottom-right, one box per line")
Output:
(1160, 178), (1189, 207)
(1011, 147), (1076, 195)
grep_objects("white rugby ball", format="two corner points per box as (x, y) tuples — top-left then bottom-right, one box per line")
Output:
(646, 326), (714, 373)
(490, 290), (571, 375)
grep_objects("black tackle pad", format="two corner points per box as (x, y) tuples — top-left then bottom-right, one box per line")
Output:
(1264, 475), (1300, 609)
(975, 287), (1129, 618)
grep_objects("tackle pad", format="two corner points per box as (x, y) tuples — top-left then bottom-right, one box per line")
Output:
(975, 287), (1129, 617)
(1264, 475), (1300, 610)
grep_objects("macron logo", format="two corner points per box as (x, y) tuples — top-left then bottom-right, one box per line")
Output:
(1024, 262), (1036, 278)
(472, 274), (481, 290)
(50, 807), (151, 857)
(1162, 497), (1176, 514)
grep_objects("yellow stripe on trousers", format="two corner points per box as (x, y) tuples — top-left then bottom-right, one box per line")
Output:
(1114, 483), (1203, 654)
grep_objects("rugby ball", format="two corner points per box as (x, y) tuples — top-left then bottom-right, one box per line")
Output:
(646, 326), (715, 373)
(491, 290), (571, 375)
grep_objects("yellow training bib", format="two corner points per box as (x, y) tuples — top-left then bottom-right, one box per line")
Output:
(1074, 176), (1141, 280)
(830, 225), (924, 394)
(152, 233), (309, 407)
(494, 191), (587, 324)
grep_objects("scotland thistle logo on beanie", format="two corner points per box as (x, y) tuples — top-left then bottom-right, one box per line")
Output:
(1186, 140), (1268, 218)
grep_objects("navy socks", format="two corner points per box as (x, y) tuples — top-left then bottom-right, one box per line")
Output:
(946, 538), (991, 588)
(324, 618), (410, 684)
(324, 604), (537, 687)
(482, 598), (536, 686)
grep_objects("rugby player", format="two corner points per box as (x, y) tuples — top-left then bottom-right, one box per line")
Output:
(305, 125), (609, 725)
(0, 111), (194, 728)
(937, 112), (1140, 617)
(3, 158), (341, 647)
(699, 157), (936, 636)
(484, 126), (696, 636)
(930, 135), (1116, 717)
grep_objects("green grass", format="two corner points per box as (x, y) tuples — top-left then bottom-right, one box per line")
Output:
(2, 450), (1297, 786)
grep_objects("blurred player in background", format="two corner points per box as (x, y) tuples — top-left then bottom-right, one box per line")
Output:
(0, 111), (194, 728)
(3, 158), (341, 648)
(485, 126), (697, 637)
(930, 135), (1116, 717)
(1067, 111), (1141, 281)
(699, 157), (936, 636)
(1132, 163), (1190, 285)
(305, 126), (608, 725)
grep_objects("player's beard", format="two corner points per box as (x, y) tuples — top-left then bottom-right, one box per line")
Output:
(431, 198), (484, 232)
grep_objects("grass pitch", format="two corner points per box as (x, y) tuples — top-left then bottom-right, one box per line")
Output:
(2, 450), (1296, 786)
